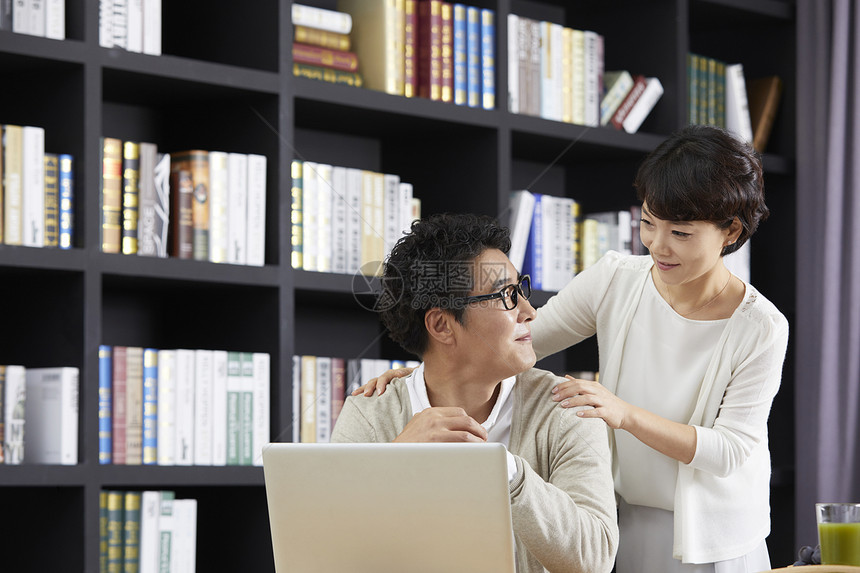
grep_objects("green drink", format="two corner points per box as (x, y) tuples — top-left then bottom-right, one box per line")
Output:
(817, 503), (860, 566)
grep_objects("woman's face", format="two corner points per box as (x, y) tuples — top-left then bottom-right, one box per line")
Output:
(639, 201), (735, 288)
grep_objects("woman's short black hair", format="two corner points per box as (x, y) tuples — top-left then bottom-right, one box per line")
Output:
(379, 212), (511, 357)
(634, 124), (769, 255)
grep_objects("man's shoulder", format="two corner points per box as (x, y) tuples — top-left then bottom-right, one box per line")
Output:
(343, 378), (412, 414)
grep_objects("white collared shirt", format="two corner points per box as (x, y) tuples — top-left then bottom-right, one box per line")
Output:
(404, 362), (519, 481)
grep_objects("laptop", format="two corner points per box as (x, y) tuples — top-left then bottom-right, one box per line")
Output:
(262, 442), (516, 573)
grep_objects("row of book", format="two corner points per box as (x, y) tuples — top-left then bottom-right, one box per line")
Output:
(290, 160), (421, 275)
(100, 139), (267, 266)
(0, 365), (79, 465)
(101, 490), (196, 573)
(0, 0), (65, 39)
(687, 54), (784, 153)
(99, 346), (270, 467)
(292, 356), (420, 444)
(99, 0), (162, 55)
(292, 2), (496, 109)
(1, 124), (75, 248)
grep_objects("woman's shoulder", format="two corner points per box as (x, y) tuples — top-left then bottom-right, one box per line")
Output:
(733, 283), (790, 339)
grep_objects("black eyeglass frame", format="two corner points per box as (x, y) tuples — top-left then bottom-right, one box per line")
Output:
(455, 275), (531, 311)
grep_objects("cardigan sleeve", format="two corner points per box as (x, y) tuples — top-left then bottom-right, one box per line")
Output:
(687, 310), (789, 477)
(509, 411), (619, 573)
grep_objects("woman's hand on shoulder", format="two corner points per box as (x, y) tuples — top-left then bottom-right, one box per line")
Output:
(551, 375), (630, 430)
(351, 366), (416, 397)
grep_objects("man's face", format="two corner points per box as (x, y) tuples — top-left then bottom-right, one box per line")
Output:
(454, 248), (537, 379)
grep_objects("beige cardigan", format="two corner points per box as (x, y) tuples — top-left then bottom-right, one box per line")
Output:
(331, 367), (619, 573)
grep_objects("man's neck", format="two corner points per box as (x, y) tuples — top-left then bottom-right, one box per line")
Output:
(422, 360), (502, 424)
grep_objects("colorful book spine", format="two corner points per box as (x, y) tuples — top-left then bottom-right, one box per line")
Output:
(112, 346), (128, 465)
(480, 8), (495, 110)
(292, 3), (352, 35)
(142, 348), (158, 465)
(466, 6), (480, 107)
(122, 491), (142, 573)
(417, 0), (442, 100)
(404, 0), (417, 97)
(2, 125), (23, 245)
(290, 160), (303, 269)
(169, 166), (193, 259)
(294, 24), (351, 51)
(106, 491), (125, 573)
(440, 2), (453, 102)
(99, 346), (113, 464)
(121, 141), (140, 255)
(125, 346), (144, 465)
(101, 137), (123, 253)
(58, 153), (74, 249)
(292, 43), (359, 72)
(292, 62), (364, 87)
(452, 4), (467, 105)
(43, 153), (60, 247)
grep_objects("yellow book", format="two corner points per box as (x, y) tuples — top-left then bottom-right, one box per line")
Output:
(337, 0), (405, 95)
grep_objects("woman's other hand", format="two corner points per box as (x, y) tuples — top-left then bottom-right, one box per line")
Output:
(351, 366), (416, 396)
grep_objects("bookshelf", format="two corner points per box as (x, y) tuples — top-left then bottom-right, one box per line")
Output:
(0, 0), (797, 570)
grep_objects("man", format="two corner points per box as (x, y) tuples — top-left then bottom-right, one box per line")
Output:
(331, 213), (618, 573)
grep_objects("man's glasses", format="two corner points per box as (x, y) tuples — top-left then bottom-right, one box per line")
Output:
(457, 275), (531, 311)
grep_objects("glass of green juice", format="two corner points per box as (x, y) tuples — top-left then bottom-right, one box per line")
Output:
(816, 502), (860, 565)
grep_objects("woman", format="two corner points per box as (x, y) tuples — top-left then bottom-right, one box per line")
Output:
(356, 125), (789, 572)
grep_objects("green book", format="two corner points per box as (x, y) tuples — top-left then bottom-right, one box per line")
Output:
(106, 491), (125, 573)
(226, 352), (242, 466)
(123, 491), (142, 573)
(240, 353), (255, 466)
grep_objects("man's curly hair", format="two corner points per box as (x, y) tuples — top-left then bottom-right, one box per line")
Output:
(379, 212), (511, 357)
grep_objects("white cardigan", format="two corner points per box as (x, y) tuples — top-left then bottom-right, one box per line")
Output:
(531, 251), (789, 563)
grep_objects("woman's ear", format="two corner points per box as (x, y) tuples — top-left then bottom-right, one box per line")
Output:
(726, 216), (743, 245)
(425, 308), (456, 345)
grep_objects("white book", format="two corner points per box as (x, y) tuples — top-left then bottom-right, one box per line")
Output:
(292, 3), (352, 34)
(171, 499), (197, 573)
(226, 352), (243, 464)
(245, 153), (267, 267)
(301, 161), (319, 271)
(207, 151), (229, 263)
(28, 0), (44, 36)
(211, 350), (228, 466)
(315, 163), (333, 272)
(540, 22), (563, 121)
(126, 0), (142, 52)
(251, 352), (270, 466)
(344, 167), (363, 274)
(21, 125), (45, 247)
(508, 190), (535, 272)
(226, 153), (248, 265)
(725, 63), (754, 143)
(398, 181), (414, 242)
(193, 349), (213, 466)
(291, 356), (301, 444)
(98, 0), (113, 46)
(23, 367), (78, 465)
(371, 172), (385, 273)
(569, 28), (585, 125)
(44, 0), (64, 39)
(315, 357), (332, 444)
(12, 0), (27, 33)
(174, 349), (195, 466)
(3, 365), (26, 464)
(112, 0), (128, 49)
(507, 13), (519, 114)
(542, 196), (575, 291)
(382, 173), (401, 261)
(142, 0), (161, 55)
(156, 349), (176, 465)
(139, 491), (162, 573)
(583, 30), (601, 127)
(617, 209), (633, 255)
(330, 166), (348, 274)
(622, 77), (664, 134)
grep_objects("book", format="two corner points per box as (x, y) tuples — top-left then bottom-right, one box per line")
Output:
(330, 357), (346, 432)
(138, 144), (169, 258)
(292, 3), (352, 35)
(99, 0), (112, 47)
(331, 166), (347, 274)
(127, 0), (143, 53)
(157, 492), (176, 573)
(610, 74), (647, 130)
(292, 62), (364, 87)
(299, 355), (316, 443)
(539, 21), (562, 122)
(139, 491), (161, 573)
(112, 0), (129, 49)
(142, 348), (158, 465)
(211, 350), (228, 466)
(142, 0), (161, 55)
(0, 367), (5, 463)
(125, 346), (144, 465)
(480, 8), (495, 110)
(193, 349), (213, 466)
(315, 356), (332, 443)
(508, 190), (535, 272)
(315, 163), (333, 272)
(156, 349), (176, 465)
(3, 366), (24, 463)
(292, 43), (359, 72)
(112, 346), (128, 465)
(43, 153), (59, 247)
(725, 63), (753, 143)
(294, 24), (350, 51)
(3, 124), (23, 245)
(246, 153), (267, 267)
(337, 0), (404, 95)
(440, 2), (453, 102)
(747, 75), (783, 153)
(208, 151), (229, 263)
(23, 367), (79, 465)
(453, 3), (467, 105)
(292, 356), (301, 443)
(99, 346), (113, 464)
(101, 137), (123, 253)
(583, 30), (602, 127)
(251, 352), (270, 466)
(239, 353), (254, 465)
(171, 499), (197, 573)
(58, 153), (74, 249)
(172, 150), (210, 261)
(417, 0), (442, 100)
(121, 140), (140, 254)
(570, 28), (586, 124)
(227, 152), (248, 265)
(466, 5), (480, 107)
(100, 491), (108, 570)
(169, 165), (193, 259)
(226, 351), (242, 465)
(290, 160), (303, 269)
(123, 491), (142, 572)
(621, 77), (663, 134)
(174, 349), (195, 466)
(106, 490), (125, 573)
(600, 71), (634, 126)
(521, 193), (543, 290)
(344, 167), (363, 274)
(22, 125), (45, 247)
(28, 0), (44, 36)
(404, 0), (417, 97)
(507, 13), (519, 113)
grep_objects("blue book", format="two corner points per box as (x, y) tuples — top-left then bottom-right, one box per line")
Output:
(521, 194), (544, 290)
(466, 6), (481, 108)
(453, 4), (467, 105)
(98, 345), (112, 464)
(58, 154), (74, 249)
(142, 348), (158, 465)
(480, 8), (495, 110)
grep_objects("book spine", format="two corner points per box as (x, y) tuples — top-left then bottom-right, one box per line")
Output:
(123, 491), (142, 573)
(507, 13), (519, 113)
(466, 6), (480, 107)
(99, 346), (113, 464)
(226, 351), (242, 465)
(62, 368), (80, 464)
(157, 492), (176, 573)
(125, 346), (144, 465)
(0, 0), (12, 31)
(126, 0), (142, 52)
(292, 356), (301, 443)
(440, 2), (453, 102)
(583, 31), (601, 126)
(452, 4), (467, 105)
(246, 153), (267, 267)
(417, 0), (442, 100)
(570, 28), (585, 124)
(174, 349), (195, 466)
(724, 63), (753, 142)
(345, 167), (362, 274)
(43, 153), (59, 247)
(292, 43), (359, 72)
(139, 491), (161, 573)
(22, 125), (45, 247)
(208, 151), (229, 263)
(0, 366), (5, 464)
(122, 141), (140, 254)
(156, 350), (176, 465)
(28, 0), (45, 36)
(112, 0), (128, 49)
(151, 153), (170, 257)
(331, 166), (348, 274)
(622, 77), (664, 133)
(707, 56), (717, 125)
(142, 0), (161, 55)
(106, 491), (125, 573)
(610, 74), (647, 130)
(22, 367), (78, 464)
(99, 0), (113, 47)
(315, 163), (333, 272)
(251, 352), (270, 466)
(193, 349), (213, 466)
(291, 62), (364, 87)
(58, 153), (74, 249)
(382, 172), (401, 262)
(290, 160), (303, 269)
(330, 357), (346, 432)
(100, 491), (108, 571)
(112, 346), (128, 465)
(2, 125), (23, 245)
(315, 357), (332, 443)
(137, 143), (158, 257)
(239, 353), (254, 465)
(169, 166), (193, 259)
(294, 25), (350, 51)
(227, 153), (248, 265)
(404, 0), (417, 97)
(187, 150), (209, 261)
(142, 348), (158, 465)
(688, 53), (698, 125)
(480, 8), (494, 110)
(300, 355), (316, 443)
(102, 137), (123, 253)
(211, 350), (228, 466)
(291, 3), (352, 34)
(600, 71), (634, 126)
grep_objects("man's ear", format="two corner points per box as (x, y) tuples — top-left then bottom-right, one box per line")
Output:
(425, 308), (456, 345)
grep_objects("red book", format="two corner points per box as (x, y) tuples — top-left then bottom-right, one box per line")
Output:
(417, 0), (442, 100)
(292, 43), (359, 72)
(111, 346), (127, 465)
(440, 2), (453, 102)
(610, 74), (647, 130)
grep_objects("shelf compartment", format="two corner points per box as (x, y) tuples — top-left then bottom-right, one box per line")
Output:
(97, 465), (264, 487)
(0, 245), (86, 272)
(98, 254), (280, 287)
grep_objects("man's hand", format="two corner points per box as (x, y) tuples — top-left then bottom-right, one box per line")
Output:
(394, 407), (488, 443)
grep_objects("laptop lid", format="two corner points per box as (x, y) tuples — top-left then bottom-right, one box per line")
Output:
(262, 442), (516, 573)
